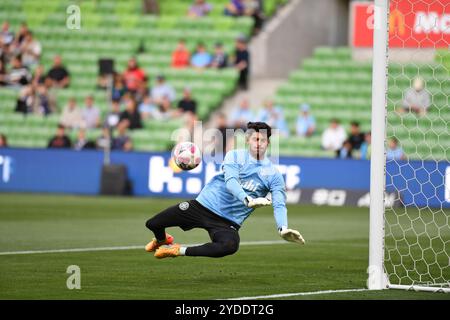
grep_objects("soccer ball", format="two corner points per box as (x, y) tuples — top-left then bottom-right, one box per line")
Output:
(172, 142), (202, 171)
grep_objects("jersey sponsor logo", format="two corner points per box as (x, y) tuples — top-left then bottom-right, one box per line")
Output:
(179, 202), (190, 211)
(241, 179), (260, 192)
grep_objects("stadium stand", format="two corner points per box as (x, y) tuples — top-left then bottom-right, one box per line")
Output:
(274, 47), (449, 160)
(1, 0), (288, 151)
(2, 1), (446, 160)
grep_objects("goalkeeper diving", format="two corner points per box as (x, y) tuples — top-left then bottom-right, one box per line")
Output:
(145, 121), (305, 259)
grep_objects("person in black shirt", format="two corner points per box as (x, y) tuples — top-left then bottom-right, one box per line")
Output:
(234, 36), (250, 90)
(47, 55), (70, 88)
(177, 87), (197, 115)
(73, 129), (96, 151)
(210, 42), (228, 69)
(112, 120), (133, 152)
(48, 124), (72, 149)
(15, 85), (35, 114)
(347, 121), (365, 151)
(119, 96), (142, 130)
(7, 55), (31, 86)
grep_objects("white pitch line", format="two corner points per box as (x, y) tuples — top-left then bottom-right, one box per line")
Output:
(223, 288), (371, 300)
(0, 240), (287, 256)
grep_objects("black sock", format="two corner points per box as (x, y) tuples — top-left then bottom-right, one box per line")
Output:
(153, 229), (166, 242)
(185, 242), (237, 258)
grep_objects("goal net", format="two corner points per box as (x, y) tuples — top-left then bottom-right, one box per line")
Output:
(369, 0), (450, 293)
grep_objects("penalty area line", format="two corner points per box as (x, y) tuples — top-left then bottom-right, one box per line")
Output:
(0, 240), (287, 256)
(222, 288), (371, 300)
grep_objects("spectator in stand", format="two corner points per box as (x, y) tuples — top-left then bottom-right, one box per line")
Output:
(360, 131), (371, 160)
(158, 95), (174, 120)
(296, 103), (316, 137)
(135, 79), (149, 106)
(177, 87), (197, 116)
(347, 121), (365, 153)
(0, 21), (14, 47)
(123, 57), (146, 94)
(224, 0), (245, 16)
(60, 97), (84, 130)
(210, 42), (228, 69)
(31, 64), (46, 87)
(120, 96), (143, 130)
(47, 55), (70, 88)
(233, 36), (250, 90)
(188, 0), (213, 18)
(229, 98), (253, 130)
(47, 124), (72, 149)
(15, 85), (35, 114)
(112, 120), (133, 152)
(171, 39), (191, 69)
(338, 140), (353, 159)
(191, 42), (212, 69)
(7, 55), (31, 86)
(81, 95), (100, 129)
(401, 76), (430, 116)
(13, 23), (29, 48)
(14, 82), (55, 116)
(151, 75), (176, 105)
(96, 126), (112, 150)
(138, 94), (159, 120)
(104, 99), (123, 129)
(73, 129), (96, 151)
(177, 87), (198, 133)
(225, 0), (263, 34)
(35, 83), (56, 116)
(321, 118), (347, 156)
(20, 31), (41, 67)
(386, 137), (406, 161)
(243, 0), (264, 34)
(111, 73), (126, 102)
(0, 134), (8, 148)
(257, 99), (289, 137)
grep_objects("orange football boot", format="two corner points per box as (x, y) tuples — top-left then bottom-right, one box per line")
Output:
(154, 244), (181, 259)
(145, 233), (174, 252)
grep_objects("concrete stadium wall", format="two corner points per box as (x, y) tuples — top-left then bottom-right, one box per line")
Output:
(250, 0), (350, 78)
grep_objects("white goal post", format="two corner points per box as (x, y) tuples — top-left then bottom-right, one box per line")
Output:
(369, 0), (450, 293)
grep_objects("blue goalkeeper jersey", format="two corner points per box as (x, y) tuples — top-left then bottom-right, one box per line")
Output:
(196, 149), (288, 229)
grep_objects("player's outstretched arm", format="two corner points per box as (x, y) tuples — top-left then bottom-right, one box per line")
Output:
(279, 226), (305, 245)
(271, 173), (305, 245)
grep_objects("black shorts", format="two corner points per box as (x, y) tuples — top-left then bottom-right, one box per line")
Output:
(151, 199), (240, 237)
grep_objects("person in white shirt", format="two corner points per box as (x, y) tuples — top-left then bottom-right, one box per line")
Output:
(81, 95), (100, 129)
(229, 98), (254, 130)
(138, 94), (160, 120)
(321, 118), (347, 155)
(150, 75), (176, 105)
(402, 77), (430, 116)
(20, 31), (41, 67)
(60, 97), (84, 129)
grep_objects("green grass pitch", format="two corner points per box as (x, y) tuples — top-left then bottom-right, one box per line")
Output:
(0, 193), (448, 300)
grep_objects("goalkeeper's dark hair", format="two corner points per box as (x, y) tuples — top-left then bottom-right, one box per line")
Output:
(246, 122), (272, 139)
